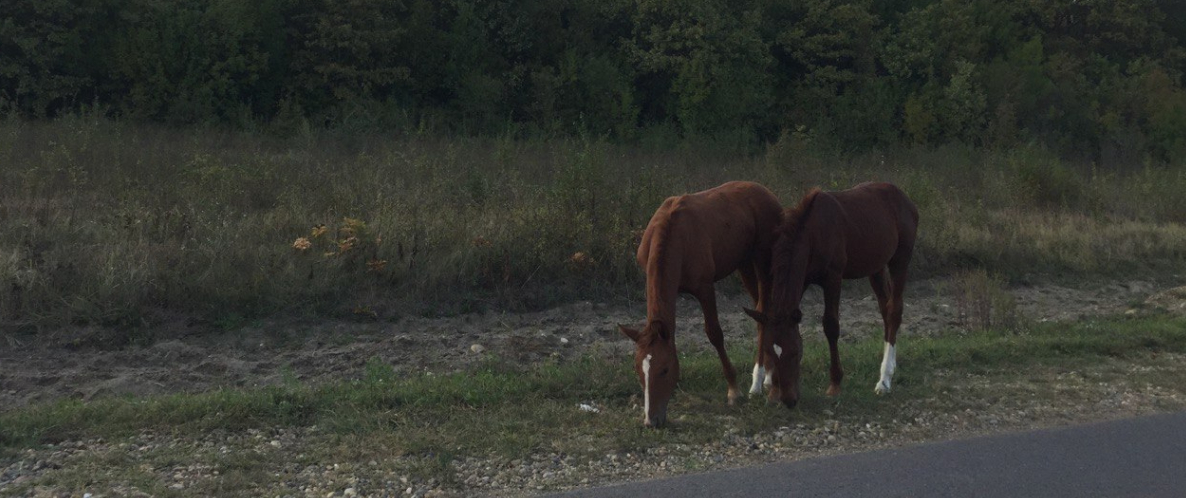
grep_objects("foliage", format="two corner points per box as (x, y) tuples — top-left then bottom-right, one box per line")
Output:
(3, 0), (1186, 158)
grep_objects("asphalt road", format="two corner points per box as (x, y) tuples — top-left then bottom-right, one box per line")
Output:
(553, 411), (1186, 498)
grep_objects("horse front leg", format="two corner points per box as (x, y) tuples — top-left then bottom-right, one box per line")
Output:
(738, 264), (770, 395)
(694, 286), (740, 405)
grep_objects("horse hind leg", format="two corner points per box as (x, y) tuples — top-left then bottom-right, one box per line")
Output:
(870, 268), (896, 395)
(738, 264), (770, 395)
(886, 246), (912, 348)
(876, 245), (912, 395)
(695, 286), (741, 405)
(822, 277), (844, 396)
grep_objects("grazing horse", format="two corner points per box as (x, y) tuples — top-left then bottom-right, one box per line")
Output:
(619, 181), (782, 427)
(744, 182), (918, 408)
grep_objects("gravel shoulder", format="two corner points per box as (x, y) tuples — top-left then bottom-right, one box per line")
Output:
(4, 351), (1184, 498)
(2, 277), (1186, 497)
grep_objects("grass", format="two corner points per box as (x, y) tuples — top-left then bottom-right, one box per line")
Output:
(4, 314), (1186, 462)
(3, 314), (1186, 495)
(2, 117), (1186, 336)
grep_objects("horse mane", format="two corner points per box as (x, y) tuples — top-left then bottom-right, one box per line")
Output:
(776, 188), (822, 246)
(642, 201), (681, 341)
(771, 188), (823, 302)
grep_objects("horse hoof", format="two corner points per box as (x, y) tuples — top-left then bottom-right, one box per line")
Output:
(825, 385), (841, 397)
(727, 389), (741, 406)
(874, 382), (891, 395)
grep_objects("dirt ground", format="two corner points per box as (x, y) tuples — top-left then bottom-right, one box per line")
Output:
(0, 276), (1178, 411)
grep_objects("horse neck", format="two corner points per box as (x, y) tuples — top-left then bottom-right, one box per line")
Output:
(773, 240), (810, 308)
(644, 248), (681, 335)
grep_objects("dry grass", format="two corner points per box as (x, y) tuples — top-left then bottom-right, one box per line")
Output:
(2, 117), (1185, 334)
(943, 269), (1021, 332)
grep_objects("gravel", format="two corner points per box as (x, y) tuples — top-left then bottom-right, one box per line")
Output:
(4, 358), (1184, 497)
(3, 279), (1183, 496)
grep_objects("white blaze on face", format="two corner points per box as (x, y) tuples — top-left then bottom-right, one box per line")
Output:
(875, 342), (896, 394)
(642, 354), (653, 418)
(773, 344), (783, 358)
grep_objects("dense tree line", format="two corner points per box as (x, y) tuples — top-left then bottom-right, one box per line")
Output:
(3, 0), (1186, 159)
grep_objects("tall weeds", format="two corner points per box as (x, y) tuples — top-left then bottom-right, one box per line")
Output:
(2, 118), (1184, 333)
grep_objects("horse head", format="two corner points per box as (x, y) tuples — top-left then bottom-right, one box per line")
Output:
(619, 322), (680, 428)
(744, 307), (803, 408)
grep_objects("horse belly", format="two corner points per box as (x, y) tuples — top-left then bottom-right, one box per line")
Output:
(842, 232), (898, 279)
(712, 226), (759, 282)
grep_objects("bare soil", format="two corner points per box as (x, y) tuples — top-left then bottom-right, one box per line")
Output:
(0, 277), (1173, 411)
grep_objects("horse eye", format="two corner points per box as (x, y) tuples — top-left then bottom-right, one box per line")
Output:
(659, 368), (669, 377)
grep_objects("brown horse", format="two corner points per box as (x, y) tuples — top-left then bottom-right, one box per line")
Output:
(619, 181), (782, 427)
(744, 182), (918, 408)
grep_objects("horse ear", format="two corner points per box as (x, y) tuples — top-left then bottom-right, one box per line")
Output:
(618, 324), (641, 342)
(743, 308), (767, 325)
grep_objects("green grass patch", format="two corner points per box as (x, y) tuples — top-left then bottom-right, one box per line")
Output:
(4, 315), (1185, 459)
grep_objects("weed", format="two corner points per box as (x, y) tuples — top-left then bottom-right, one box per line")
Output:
(944, 269), (1022, 332)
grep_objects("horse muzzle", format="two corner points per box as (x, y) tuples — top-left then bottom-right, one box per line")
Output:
(769, 386), (798, 409)
(644, 407), (668, 428)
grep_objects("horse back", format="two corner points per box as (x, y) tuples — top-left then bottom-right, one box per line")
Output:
(829, 182), (916, 233)
(639, 181), (781, 285)
(826, 182), (918, 277)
